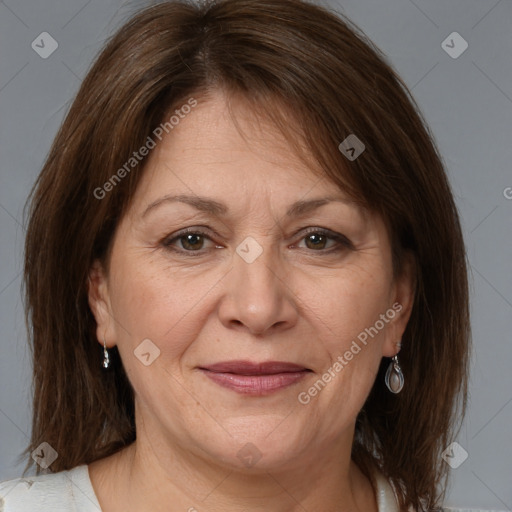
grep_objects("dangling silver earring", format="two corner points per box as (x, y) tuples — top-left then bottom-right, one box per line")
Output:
(102, 337), (110, 369)
(385, 352), (404, 394)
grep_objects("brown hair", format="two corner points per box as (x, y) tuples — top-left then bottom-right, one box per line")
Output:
(21, 0), (470, 510)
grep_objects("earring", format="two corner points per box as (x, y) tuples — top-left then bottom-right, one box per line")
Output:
(102, 337), (110, 369)
(385, 351), (404, 394)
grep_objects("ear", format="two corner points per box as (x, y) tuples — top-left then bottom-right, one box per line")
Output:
(88, 259), (116, 348)
(382, 251), (416, 358)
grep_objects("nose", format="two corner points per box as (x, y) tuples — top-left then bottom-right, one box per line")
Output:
(217, 242), (299, 336)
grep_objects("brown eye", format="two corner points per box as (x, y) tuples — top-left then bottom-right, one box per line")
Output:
(304, 233), (328, 250)
(161, 230), (212, 256)
(162, 228), (221, 255)
(295, 228), (353, 253)
(179, 233), (205, 251)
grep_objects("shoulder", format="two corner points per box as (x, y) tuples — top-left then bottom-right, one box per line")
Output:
(373, 469), (419, 512)
(373, 469), (400, 511)
(0, 465), (101, 512)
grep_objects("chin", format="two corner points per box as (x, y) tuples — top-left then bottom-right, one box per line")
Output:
(197, 421), (311, 472)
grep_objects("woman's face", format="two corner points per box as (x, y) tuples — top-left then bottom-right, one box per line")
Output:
(89, 90), (413, 471)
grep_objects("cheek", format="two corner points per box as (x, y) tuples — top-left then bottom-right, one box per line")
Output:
(107, 266), (213, 413)
(305, 261), (393, 349)
(295, 264), (391, 420)
(108, 253), (222, 362)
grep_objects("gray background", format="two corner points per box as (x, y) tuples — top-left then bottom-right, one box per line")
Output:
(0, 0), (511, 510)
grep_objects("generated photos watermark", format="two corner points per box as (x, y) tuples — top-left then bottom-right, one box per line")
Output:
(297, 302), (403, 404)
(93, 97), (198, 200)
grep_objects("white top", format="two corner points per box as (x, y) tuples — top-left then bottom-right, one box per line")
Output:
(0, 464), (400, 511)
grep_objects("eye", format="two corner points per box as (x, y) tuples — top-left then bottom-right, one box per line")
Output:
(161, 228), (219, 253)
(295, 228), (353, 252)
(161, 226), (352, 256)
(303, 233), (331, 250)
(178, 233), (207, 251)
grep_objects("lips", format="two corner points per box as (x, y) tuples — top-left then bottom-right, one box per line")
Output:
(201, 360), (309, 375)
(198, 360), (312, 395)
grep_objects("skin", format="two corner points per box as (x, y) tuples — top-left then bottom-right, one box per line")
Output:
(88, 89), (414, 512)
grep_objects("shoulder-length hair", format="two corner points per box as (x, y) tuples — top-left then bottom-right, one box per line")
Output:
(22, 1), (470, 510)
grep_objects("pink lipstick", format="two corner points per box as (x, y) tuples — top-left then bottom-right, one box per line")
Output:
(199, 360), (311, 395)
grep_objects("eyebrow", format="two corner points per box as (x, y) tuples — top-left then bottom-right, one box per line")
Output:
(142, 194), (228, 217)
(141, 194), (356, 219)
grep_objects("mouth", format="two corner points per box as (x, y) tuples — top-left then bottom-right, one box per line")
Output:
(198, 360), (312, 395)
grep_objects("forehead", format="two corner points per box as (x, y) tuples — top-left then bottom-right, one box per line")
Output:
(129, 90), (358, 213)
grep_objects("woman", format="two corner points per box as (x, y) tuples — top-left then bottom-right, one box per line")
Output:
(0, 0), (470, 510)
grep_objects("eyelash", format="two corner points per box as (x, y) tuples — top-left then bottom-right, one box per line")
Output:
(161, 226), (354, 257)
